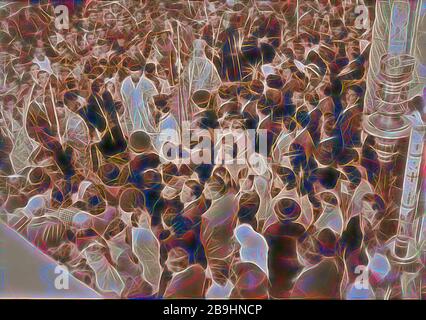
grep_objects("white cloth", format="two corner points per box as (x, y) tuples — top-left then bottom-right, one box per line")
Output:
(205, 280), (234, 299)
(120, 75), (158, 135)
(63, 109), (89, 146)
(32, 56), (53, 74)
(234, 224), (269, 276)
(183, 39), (221, 92)
(132, 227), (162, 293)
(181, 39), (221, 122)
(83, 242), (125, 296)
(154, 112), (180, 152)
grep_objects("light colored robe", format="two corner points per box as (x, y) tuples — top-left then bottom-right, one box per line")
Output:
(32, 56), (53, 74)
(62, 108), (90, 172)
(120, 75), (158, 135)
(181, 39), (221, 122)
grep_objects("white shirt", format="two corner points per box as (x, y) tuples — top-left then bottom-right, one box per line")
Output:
(32, 56), (53, 74)
(120, 75), (158, 135)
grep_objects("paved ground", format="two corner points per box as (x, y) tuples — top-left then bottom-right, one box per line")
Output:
(0, 222), (101, 299)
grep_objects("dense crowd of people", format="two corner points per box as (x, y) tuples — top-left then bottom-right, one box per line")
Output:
(0, 0), (405, 299)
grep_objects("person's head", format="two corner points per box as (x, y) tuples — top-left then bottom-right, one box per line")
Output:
(317, 228), (338, 256)
(116, 19), (125, 32)
(212, 166), (233, 187)
(111, 2), (120, 13)
(275, 166), (297, 192)
(3, 95), (17, 113)
(293, 44), (305, 61)
(30, 63), (40, 76)
(63, 92), (80, 112)
(127, 43), (139, 57)
(65, 32), (75, 44)
(193, 38), (206, 56)
(92, 45), (103, 57)
(119, 188), (145, 213)
(319, 22), (329, 35)
(319, 191), (339, 211)
(104, 79), (115, 93)
(98, 162), (121, 186)
(237, 191), (260, 225)
(51, 62), (61, 75)
(28, 166), (50, 186)
(129, 63), (143, 82)
(281, 67), (292, 82)
(104, 217), (126, 240)
(238, 167), (254, 192)
(345, 85), (362, 106)
(13, 40), (24, 51)
(347, 44), (360, 60)
(331, 19), (345, 38)
(158, 30), (169, 42)
(234, 223), (255, 244)
(192, 90), (211, 109)
(142, 169), (162, 190)
(204, 175), (227, 200)
(144, 62), (156, 75)
(135, 11), (143, 22)
(360, 193), (385, 226)
(166, 247), (189, 273)
(104, 12), (114, 24)
(86, 33), (96, 46)
(180, 179), (203, 204)
(82, 184), (107, 215)
(161, 163), (179, 185)
(56, 42), (69, 56)
(4, 76), (18, 94)
(55, 101), (66, 118)
(292, 90), (304, 107)
(37, 70), (49, 87)
(322, 111), (336, 136)
(91, 79), (103, 93)
(129, 130), (152, 153)
(266, 74), (284, 89)
(274, 198), (301, 223)
(34, 47), (46, 60)
(153, 94), (170, 114)
(12, 59), (25, 75)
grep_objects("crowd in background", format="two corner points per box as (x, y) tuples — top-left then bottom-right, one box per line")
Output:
(0, 0), (405, 299)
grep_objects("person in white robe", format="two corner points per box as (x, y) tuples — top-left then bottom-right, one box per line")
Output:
(181, 39), (221, 123)
(62, 93), (91, 174)
(32, 47), (53, 74)
(120, 67), (158, 137)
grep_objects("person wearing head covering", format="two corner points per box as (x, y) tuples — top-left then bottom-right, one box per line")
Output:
(291, 228), (345, 299)
(234, 223), (269, 277)
(263, 198), (307, 298)
(181, 39), (221, 124)
(81, 240), (125, 297)
(200, 175), (238, 286)
(120, 62), (158, 136)
(62, 91), (91, 174)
